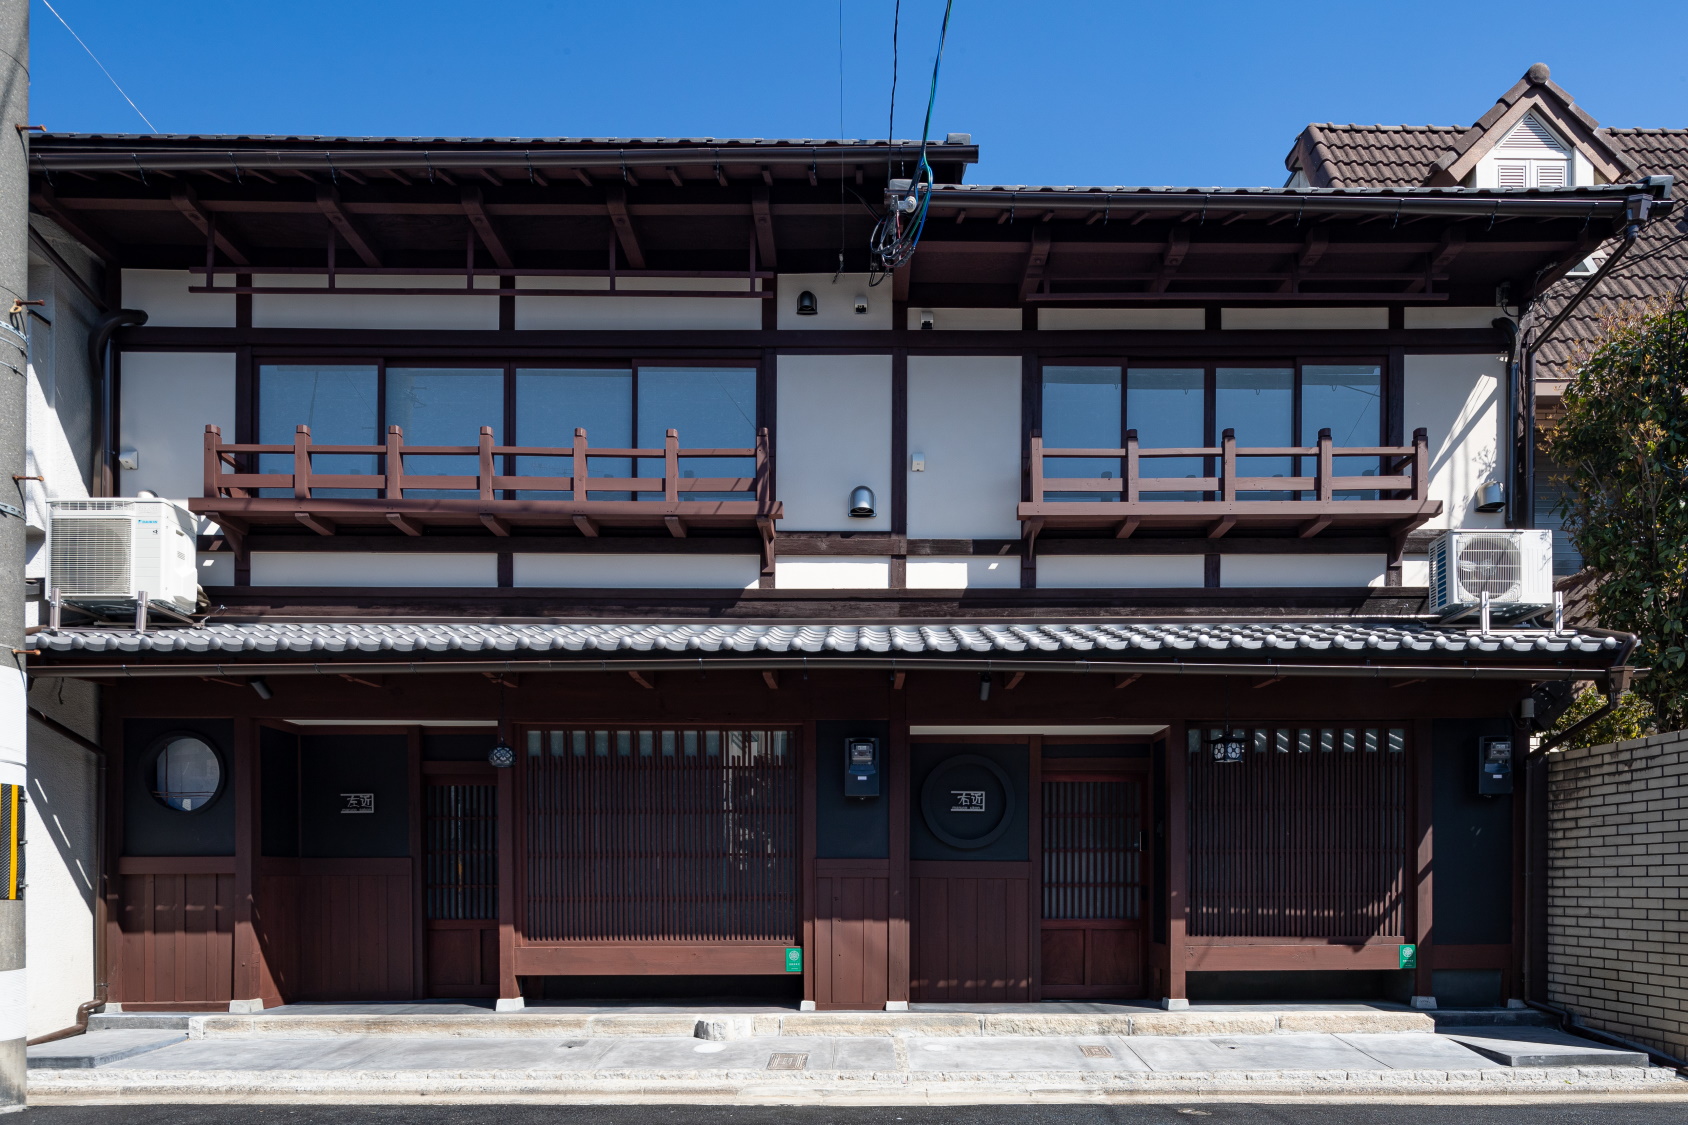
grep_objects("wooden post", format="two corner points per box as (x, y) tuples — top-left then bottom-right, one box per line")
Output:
(478, 426), (495, 502)
(1316, 427), (1334, 502)
(203, 425), (222, 498)
(1028, 435), (1044, 504)
(754, 427), (771, 506)
(1412, 717), (1435, 1004)
(408, 727), (425, 1000)
(1124, 429), (1140, 503)
(1411, 427), (1430, 501)
(384, 426), (404, 499)
(495, 759), (521, 1009)
(887, 692), (911, 1008)
(664, 429), (680, 502)
(231, 718), (274, 1010)
(292, 425), (311, 500)
(1165, 720), (1190, 1007)
(572, 428), (588, 502)
(800, 720), (817, 1009)
(1219, 429), (1237, 503)
(1027, 734), (1043, 1001)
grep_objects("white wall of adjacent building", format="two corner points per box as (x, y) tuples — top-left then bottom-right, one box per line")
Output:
(1403, 352), (1507, 531)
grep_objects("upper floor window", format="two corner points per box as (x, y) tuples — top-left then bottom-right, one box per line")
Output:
(1040, 361), (1383, 500)
(257, 361), (758, 500)
(1491, 112), (1570, 189)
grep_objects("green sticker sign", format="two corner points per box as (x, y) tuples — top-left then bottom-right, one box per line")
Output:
(785, 947), (803, 973)
(1399, 944), (1417, 970)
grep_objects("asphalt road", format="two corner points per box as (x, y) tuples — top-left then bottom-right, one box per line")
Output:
(20, 1104), (1688, 1124)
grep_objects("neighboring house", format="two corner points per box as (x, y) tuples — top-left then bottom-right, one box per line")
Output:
(17, 129), (1672, 1019)
(1285, 62), (1688, 577)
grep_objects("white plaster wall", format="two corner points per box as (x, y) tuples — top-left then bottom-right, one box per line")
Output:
(1036, 555), (1204, 588)
(513, 554), (760, 588)
(1222, 307), (1388, 330)
(250, 552), (498, 587)
(906, 307), (1022, 331)
(1401, 554), (1431, 587)
(120, 269), (236, 328)
(1404, 307), (1509, 330)
(24, 680), (98, 1039)
(1220, 553), (1388, 588)
(1404, 352), (1507, 531)
(906, 556), (1019, 589)
(906, 356), (1022, 540)
(252, 274), (500, 330)
(516, 275), (762, 330)
(775, 354), (893, 531)
(1039, 308), (1204, 331)
(776, 273), (892, 330)
(198, 552), (235, 586)
(774, 557), (891, 589)
(118, 351), (237, 501)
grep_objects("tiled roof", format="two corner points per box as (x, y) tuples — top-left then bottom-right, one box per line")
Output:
(25, 621), (1624, 660)
(1295, 124), (1467, 188)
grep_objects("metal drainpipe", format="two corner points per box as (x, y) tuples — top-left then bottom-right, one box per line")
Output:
(87, 310), (148, 498)
(22, 709), (106, 1045)
(1493, 317), (1522, 526)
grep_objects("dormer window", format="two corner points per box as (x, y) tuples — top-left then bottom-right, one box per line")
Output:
(1491, 112), (1571, 188)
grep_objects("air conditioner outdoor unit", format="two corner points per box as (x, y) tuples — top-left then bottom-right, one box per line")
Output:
(47, 498), (199, 616)
(1427, 529), (1553, 621)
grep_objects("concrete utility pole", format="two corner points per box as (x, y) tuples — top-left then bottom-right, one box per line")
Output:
(0, 0), (26, 1107)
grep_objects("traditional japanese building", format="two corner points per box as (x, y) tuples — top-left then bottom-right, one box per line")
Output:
(18, 123), (1670, 1018)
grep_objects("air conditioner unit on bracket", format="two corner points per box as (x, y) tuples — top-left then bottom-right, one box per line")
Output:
(1427, 529), (1553, 622)
(47, 498), (200, 617)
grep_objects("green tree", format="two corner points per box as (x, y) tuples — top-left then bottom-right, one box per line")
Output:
(1543, 295), (1688, 730)
(1542, 686), (1654, 751)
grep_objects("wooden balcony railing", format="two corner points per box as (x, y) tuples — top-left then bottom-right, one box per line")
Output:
(192, 424), (780, 562)
(1021, 426), (1441, 546)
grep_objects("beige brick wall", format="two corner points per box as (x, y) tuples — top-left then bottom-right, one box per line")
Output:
(1548, 729), (1688, 1058)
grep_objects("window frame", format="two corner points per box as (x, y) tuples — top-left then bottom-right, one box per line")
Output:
(143, 730), (228, 816)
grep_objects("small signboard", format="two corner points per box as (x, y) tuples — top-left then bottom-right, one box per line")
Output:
(340, 793), (375, 814)
(785, 947), (803, 973)
(950, 790), (987, 813)
(1399, 944), (1417, 970)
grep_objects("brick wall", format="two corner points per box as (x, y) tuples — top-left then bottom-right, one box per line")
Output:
(1548, 730), (1688, 1057)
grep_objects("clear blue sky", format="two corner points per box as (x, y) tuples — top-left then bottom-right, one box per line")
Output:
(28, 0), (1688, 187)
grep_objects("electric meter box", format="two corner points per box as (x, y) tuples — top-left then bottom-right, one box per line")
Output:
(1478, 735), (1514, 796)
(844, 737), (880, 798)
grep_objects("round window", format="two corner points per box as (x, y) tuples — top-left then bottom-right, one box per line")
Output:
(151, 736), (223, 812)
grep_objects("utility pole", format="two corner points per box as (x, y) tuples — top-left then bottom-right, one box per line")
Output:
(0, 0), (28, 1107)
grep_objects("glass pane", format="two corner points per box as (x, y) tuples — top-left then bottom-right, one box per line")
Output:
(1302, 364), (1382, 500)
(257, 365), (379, 498)
(1216, 367), (1293, 499)
(636, 367), (757, 500)
(154, 737), (220, 812)
(514, 368), (632, 500)
(1041, 366), (1120, 500)
(386, 368), (504, 498)
(1127, 368), (1205, 501)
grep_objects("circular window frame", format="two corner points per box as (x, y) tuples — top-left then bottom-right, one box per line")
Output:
(143, 730), (227, 815)
(919, 754), (1016, 851)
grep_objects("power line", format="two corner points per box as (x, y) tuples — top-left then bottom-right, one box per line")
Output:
(39, 0), (158, 134)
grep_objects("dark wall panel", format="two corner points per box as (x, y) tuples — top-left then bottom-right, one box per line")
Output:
(1432, 718), (1515, 945)
(424, 732), (495, 762)
(910, 743), (1029, 862)
(815, 721), (890, 859)
(122, 719), (236, 857)
(260, 726), (299, 858)
(298, 735), (410, 858)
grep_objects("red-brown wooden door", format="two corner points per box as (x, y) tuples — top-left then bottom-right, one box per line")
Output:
(1039, 773), (1147, 998)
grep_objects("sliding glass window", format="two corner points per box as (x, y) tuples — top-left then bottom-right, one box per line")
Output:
(636, 367), (758, 500)
(1041, 366), (1121, 500)
(1215, 367), (1294, 500)
(1127, 368), (1205, 501)
(256, 365), (378, 498)
(386, 367), (505, 498)
(1301, 364), (1383, 499)
(514, 369), (632, 500)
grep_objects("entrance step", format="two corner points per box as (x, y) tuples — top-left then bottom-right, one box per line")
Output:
(189, 1005), (1435, 1041)
(27, 1029), (187, 1069)
(1439, 1025), (1650, 1068)
(88, 1012), (196, 1032)
(1428, 1007), (1556, 1028)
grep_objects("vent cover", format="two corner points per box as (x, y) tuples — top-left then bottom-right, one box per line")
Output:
(1453, 534), (1524, 602)
(49, 517), (133, 595)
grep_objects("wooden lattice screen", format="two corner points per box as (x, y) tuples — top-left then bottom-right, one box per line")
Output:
(1188, 725), (1409, 939)
(424, 784), (498, 921)
(521, 728), (799, 942)
(1042, 778), (1144, 921)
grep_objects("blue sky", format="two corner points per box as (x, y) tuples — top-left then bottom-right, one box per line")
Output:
(28, 0), (1688, 187)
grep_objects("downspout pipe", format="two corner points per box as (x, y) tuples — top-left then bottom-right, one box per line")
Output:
(22, 708), (105, 1045)
(1493, 317), (1522, 527)
(87, 310), (147, 499)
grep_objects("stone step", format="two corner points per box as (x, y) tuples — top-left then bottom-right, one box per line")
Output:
(88, 1012), (195, 1032)
(1428, 1007), (1556, 1028)
(1439, 1026), (1649, 1068)
(189, 1007), (1435, 1041)
(27, 1030), (187, 1070)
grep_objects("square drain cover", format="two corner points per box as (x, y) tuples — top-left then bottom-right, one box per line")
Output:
(767, 1053), (809, 1071)
(1080, 1045), (1113, 1058)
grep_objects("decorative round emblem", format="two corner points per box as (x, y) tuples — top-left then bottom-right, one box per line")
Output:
(919, 754), (1015, 850)
(488, 742), (516, 769)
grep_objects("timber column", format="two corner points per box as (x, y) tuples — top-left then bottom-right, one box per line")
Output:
(0, 0), (27, 1103)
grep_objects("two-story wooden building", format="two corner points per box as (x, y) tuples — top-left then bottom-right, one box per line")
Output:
(22, 131), (1668, 1015)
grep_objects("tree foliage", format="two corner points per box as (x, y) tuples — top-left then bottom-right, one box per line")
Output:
(1543, 295), (1688, 730)
(1542, 687), (1655, 751)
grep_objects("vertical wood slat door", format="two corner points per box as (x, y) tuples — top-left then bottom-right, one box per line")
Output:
(1040, 775), (1147, 998)
(423, 778), (499, 996)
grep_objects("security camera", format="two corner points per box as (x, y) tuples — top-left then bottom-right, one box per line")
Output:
(854, 294), (869, 315)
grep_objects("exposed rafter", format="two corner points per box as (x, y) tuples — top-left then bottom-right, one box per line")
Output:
(29, 184), (120, 265)
(604, 182), (646, 270)
(314, 185), (382, 267)
(751, 184), (777, 270)
(172, 183), (251, 266)
(460, 185), (514, 270)
(1019, 226), (1051, 301)
(1150, 228), (1190, 292)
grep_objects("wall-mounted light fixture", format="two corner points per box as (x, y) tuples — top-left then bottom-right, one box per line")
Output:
(488, 740), (515, 768)
(919, 310), (935, 330)
(796, 290), (818, 316)
(1476, 481), (1506, 512)
(910, 452), (926, 472)
(849, 486), (876, 518)
(978, 673), (992, 702)
(853, 294), (869, 315)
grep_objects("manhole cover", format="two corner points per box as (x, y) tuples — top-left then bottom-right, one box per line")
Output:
(767, 1053), (809, 1071)
(1080, 1045), (1113, 1058)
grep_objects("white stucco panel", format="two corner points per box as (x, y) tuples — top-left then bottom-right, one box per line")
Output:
(250, 552), (498, 587)
(515, 275), (762, 330)
(906, 556), (1019, 589)
(513, 554), (760, 589)
(1221, 307), (1388, 330)
(252, 274), (500, 330)
(906, 356), (1022, 540)
(120, 269), (236, 328)
(118, 351), (237, 501)
(1403, 352), (1507, 531)
(775, 354), (893, 531)
(1039, 308), (1205, 331)
(1036, 555), (1204, 589)
(774, 557), (891, 589)
(906, 307), (1023, 331)
(1220, 553), (1389, 588)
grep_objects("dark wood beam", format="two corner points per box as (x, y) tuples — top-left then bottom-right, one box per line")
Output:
(461, 185), (514, 271)
(891, 671), (906, 691)
(751, 184), (777, 270)
(314, 185), (382, 267)
(761, 670), (779, 690)
(572, 515), (600, 537)
(1252, 675), (1285, 690)
(604, 182), (646, 269)
(385, 512), (423, 536)
(29, 184), (120, 265)
(1410, 227), (1467, 292)
(1298, 515), (1332, 539)
(1150, 228), (1190, 292)
(1113, 673), (1143, 691)
(294, 512), (336, 537)
(479, 513), (511, 536)
(1208, 516), (1236, 539)
(171, 183), (250, 265)
(1019, 226), (1051, 301)
(628, 670), (655, 690)
(664, 516), (687, 538)
(1005, 671), (1026, 691)
(339, 673), (385, 689)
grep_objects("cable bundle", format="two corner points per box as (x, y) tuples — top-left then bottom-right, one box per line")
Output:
(870, 0), (954, 279)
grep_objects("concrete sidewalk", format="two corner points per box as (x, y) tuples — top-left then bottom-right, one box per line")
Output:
(25, 1019), (1684, 1104)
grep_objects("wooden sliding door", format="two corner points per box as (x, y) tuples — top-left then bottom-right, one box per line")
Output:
(1040, 771), (1147, 998)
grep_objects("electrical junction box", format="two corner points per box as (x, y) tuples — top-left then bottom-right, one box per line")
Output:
(844, 737), (880, 798)
(1478, 735), (1514, 796)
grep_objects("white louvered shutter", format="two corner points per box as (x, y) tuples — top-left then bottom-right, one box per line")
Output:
(1496, 162), (1528, 188)
(1533, 161), (1567, 188)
